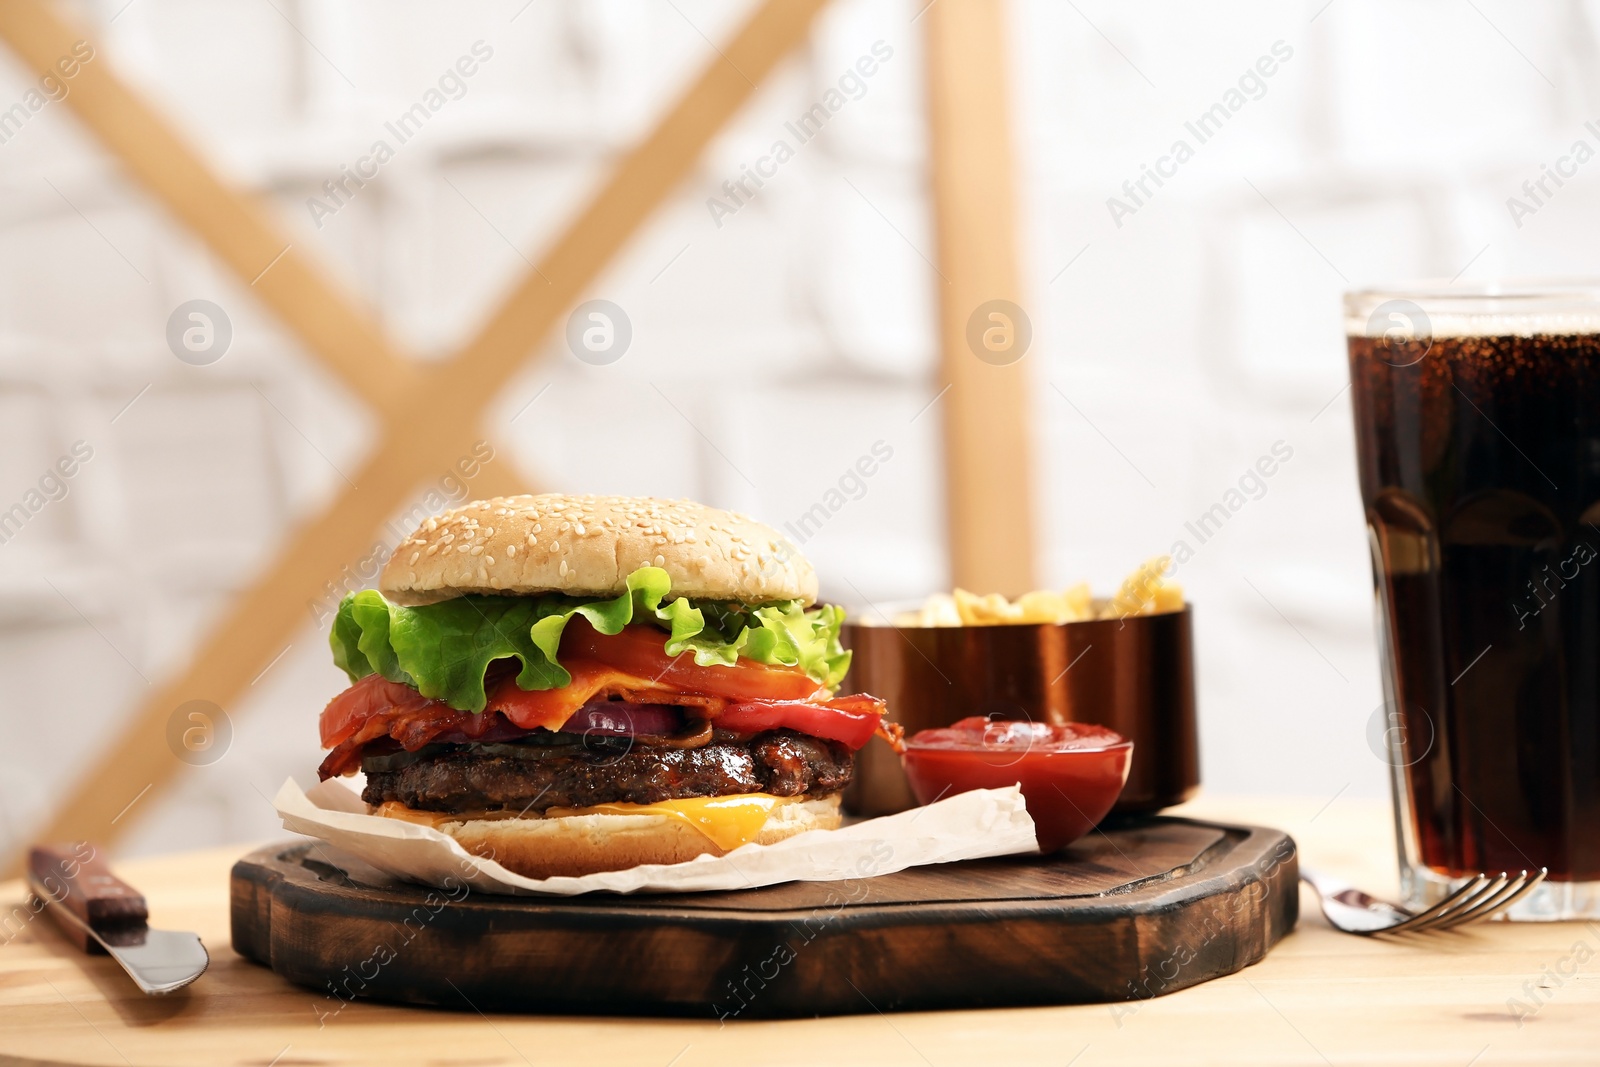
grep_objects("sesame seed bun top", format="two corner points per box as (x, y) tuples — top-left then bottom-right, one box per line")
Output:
(378, 494), (816, 606)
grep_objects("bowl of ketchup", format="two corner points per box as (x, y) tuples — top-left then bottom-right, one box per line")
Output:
(901, 717), (1133, 852)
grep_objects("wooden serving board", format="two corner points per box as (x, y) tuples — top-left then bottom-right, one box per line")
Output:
(231, 816), (1296, 1019)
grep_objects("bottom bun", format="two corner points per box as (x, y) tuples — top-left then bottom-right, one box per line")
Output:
(375, 794), (842, 879)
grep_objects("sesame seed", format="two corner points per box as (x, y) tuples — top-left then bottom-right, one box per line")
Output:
(559, 560), (569, 577)
(654, 554), (665, 567)
(409, 551), (420, 564)
(507, 544), (517, 558)
(458, 544), (471, 553)
(486, 556), (495, 565)
(471, 545), (484, 556)
(551, 541), (560, 552)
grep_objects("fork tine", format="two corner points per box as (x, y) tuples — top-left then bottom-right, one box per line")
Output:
(1435, 872), (1522, 927)
(1423, 873), (1514, 930)
(1459, 868), (1547, 925)
(1401, 873), (1504, 933)
(1380, 874), (1490, 935)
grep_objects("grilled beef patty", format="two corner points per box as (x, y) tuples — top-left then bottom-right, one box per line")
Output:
(361, 729), (854, 813)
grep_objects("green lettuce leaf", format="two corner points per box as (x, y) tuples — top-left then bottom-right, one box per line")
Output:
(328, 565), (851, 713)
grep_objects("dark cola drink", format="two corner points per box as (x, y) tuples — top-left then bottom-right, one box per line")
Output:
(1348, 287), (1600, 919)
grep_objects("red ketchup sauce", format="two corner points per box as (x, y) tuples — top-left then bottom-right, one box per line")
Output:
(901, 717), (1133, 852)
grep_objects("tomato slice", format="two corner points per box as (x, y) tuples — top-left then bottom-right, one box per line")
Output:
(715, 694), (889, 750)
(561, 620), (825, 703)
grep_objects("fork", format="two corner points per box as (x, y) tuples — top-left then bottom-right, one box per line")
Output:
(1302, 867), (1547, 935)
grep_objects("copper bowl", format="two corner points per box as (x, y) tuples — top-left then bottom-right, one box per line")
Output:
(839, 603), (1199, 817)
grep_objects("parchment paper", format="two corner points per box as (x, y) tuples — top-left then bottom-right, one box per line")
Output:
(274, 777), (1037, 896)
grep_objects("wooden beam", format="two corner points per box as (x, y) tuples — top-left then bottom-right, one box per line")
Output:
(924, 0), (1036, 596)
(0, 0), (421, 417)
(5, 0), (832, 872)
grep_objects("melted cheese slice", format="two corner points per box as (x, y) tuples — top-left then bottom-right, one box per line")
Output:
(486, 661), (666, 732)
(376, 793), (785, 851)
(546, 793), (781, 851)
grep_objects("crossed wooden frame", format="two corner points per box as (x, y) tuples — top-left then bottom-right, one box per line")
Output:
(0, 0), (1033, 870)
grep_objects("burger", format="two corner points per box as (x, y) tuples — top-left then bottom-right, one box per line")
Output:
(316, 493), (898, 878)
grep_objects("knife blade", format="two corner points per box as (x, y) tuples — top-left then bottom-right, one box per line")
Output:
(28, 843), (208, 995)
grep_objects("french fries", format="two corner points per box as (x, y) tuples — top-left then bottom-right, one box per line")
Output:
(1104, 556), (1185, 620)
(899, 557), (1182, 626)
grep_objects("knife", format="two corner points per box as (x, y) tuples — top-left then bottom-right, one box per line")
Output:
(27, 843), (209, 995)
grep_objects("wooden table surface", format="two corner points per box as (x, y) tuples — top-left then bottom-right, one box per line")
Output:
(2, 795), (1597, 1067)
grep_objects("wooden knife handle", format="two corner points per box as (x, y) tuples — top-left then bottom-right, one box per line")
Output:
(29, 843), (147, 953)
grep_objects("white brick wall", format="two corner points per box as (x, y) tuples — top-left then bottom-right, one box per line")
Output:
(0, 0), (1589, 858)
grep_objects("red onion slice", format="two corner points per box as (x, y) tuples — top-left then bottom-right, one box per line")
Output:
(558, 701), (684, 738)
